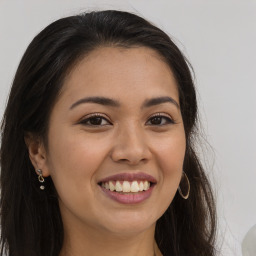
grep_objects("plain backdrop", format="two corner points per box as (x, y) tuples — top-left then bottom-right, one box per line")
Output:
(0, 0), (255, 255)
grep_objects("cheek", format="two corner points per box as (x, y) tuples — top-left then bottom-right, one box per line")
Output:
(45, 129), (109, 196)
(48, 126), (107, 166)
(159, 140), (185, 174)
(152, 130), (186, 205)
(45, 131), (113, 224)
(153, 128), (186, 172)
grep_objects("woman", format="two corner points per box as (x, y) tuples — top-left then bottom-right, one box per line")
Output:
(0, 10), (217, 256)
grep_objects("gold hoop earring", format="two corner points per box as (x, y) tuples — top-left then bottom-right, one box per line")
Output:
(37, 169), (45, 190)
(178, 171), (190, 199)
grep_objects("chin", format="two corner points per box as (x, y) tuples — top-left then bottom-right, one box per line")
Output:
(98, 211), (157, 236)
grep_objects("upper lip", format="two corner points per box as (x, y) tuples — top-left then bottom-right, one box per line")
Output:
(98, 172), (157, 184)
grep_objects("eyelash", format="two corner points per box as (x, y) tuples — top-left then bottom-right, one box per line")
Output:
(79, 113), (111, 126)
(146, 113), (175, 126)
(79, 113), (175, 127)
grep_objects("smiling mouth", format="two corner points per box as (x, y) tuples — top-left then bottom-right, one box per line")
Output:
(99, 180), (154, 193)
(98, 172), (157, 204)
(98, 172), (157, 196)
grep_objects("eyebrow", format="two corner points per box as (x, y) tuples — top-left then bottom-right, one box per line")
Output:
(141, 96), (180, 109)
(70, 96), (179, 110)
(70, 96), (120, 110)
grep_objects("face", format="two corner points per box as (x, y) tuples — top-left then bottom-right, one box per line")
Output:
(43, 46), (186, 236)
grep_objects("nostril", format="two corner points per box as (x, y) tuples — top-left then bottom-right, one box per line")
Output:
(116, 158), (149, 166)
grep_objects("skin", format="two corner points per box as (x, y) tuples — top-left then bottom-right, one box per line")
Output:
(28, 46), (186, 256)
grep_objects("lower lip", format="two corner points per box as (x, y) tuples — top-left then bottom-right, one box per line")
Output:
(100, 184), (155, 204)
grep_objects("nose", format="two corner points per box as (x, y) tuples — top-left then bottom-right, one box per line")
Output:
(110, 124), (152, 165)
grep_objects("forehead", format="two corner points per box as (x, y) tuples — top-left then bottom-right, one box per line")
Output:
(60, 46), (179, 105)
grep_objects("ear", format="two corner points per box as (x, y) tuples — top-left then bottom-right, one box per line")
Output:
(24, 133), (51, 177)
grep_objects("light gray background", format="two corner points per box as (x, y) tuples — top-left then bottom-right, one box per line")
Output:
(0, 0), (255, 255)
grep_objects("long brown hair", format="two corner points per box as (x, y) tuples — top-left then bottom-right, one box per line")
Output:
(0, 10), (217, 256)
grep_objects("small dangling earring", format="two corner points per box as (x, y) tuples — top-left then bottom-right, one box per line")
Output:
(178, 171), (190, 199)
(37, 169), (45, 190)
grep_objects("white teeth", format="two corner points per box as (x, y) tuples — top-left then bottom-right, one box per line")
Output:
(130, 181), (140, 192)
(102, 180), (151, 193)
(139, 181), (144, 191)
(122, 181), (131, 192)
(115, 181), (122, 192)
(143, 181), (150, 190)
(109, 181), (115, 191)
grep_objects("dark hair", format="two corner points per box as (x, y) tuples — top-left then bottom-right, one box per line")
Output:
(0, 10), (217, 256)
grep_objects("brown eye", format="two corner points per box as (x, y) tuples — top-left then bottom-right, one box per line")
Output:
(89, 117), (104, 125)
(80, 115), (111, 126)
(146, 115), (174, 126)
(150, 117), (162, 125)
